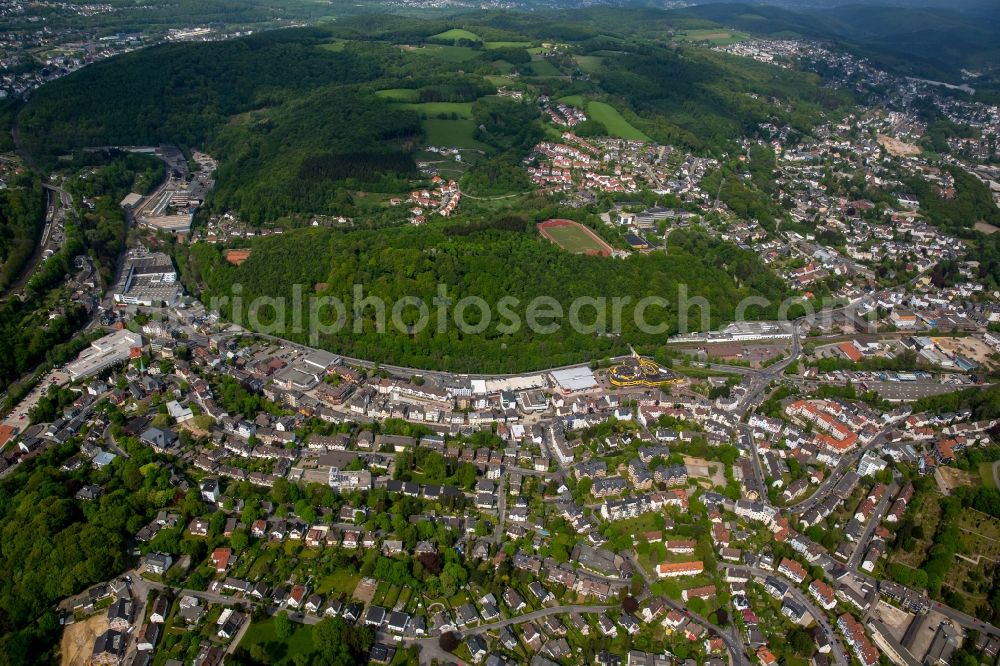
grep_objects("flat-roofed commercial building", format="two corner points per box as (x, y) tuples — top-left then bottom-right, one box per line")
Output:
(67, 330), (143, 381)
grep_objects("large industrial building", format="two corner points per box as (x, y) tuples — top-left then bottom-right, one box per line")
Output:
(113, 250), (180, 306)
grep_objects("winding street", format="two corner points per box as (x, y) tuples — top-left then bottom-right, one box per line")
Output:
(727, 564), (849, 666)
(623, 552), (750, 666)
(394, 604), (611, 666)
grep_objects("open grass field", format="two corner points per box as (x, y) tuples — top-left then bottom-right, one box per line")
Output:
(239, 616), (315, 664)
(558, 94), (586, 108)
(675, 29), (749, 45)
(430, 28), (481, 43)
(401, 44), (480, 62)
(528, 58), (562, 77)
(554, 97), (649, 140)
(376, 88), (420, 102)
(538, 219), (613, 256)
(587, 101), (650, 140)
(575, 55), (605, 73)
(484, 75), (514, 85)
(485, 40), (532, 49)
(315, 570), (362, 597)
(394, 101), (474, 119)
(247, 548), (278, 580)
(421, 118), (489, 150)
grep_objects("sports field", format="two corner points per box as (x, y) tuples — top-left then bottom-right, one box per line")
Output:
(538, 219), (613, 256)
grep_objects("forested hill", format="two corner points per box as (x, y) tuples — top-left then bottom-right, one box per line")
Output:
(0, 172), (44, 293)
(676, 3), (1000, 82)
(15, 27), (382, 159)
(13, 11), (851, 224)
(186, 223), (788, 373)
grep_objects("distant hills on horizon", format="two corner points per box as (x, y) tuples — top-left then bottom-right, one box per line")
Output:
(665, 0), (1000, 84)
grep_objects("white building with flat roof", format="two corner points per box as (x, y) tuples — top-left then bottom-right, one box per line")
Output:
(66, 329), (143, 381)
(550, 366), (599, 393)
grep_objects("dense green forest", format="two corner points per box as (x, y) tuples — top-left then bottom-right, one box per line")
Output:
(597, 48), (846, 151)
(16, 28), (381, 160)
(0, 171), (44, 292)
(186, 222), (787, 372)
(0, 439), (171, 664)
(208, 90), (421, 224)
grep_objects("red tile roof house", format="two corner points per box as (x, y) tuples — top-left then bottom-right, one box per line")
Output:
(809, 579), (837, 610)
(656, 561), (705, 578)
(778, 558), (808, 584)
(211, 547), (232, 573)
(287, 584), (308, 609)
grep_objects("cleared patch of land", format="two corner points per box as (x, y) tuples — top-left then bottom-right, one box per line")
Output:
(421, 119), (489, 150)
(393, 101), (474, 119)
(430, 28), (482, 43)
(353, 577), (378, 604)
(676, 29), (749, 45)
(877, 134), (922, 157)
(528, 57), (562, 77)
(587, 101), (650, 140)
(575, 55), (604, 73)
(375, 88), (420, 102)
(932, 335), (995, 367)
(401, 44), (480, 62)
(538, 219), (613, 256)
(937, 465), (978, 494)
(485, 40), (531, 49)
(975, 221), (1000, 234)
(61, 614), (108, 666)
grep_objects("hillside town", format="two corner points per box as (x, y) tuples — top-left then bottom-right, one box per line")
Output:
(2, 5), (1000, 666)
(1, 235), (999, 665)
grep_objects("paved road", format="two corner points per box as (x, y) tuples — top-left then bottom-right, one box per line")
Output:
(492, 472), (508, 545)
(461, 603), (611, 636)
(847, 479), (899, 570)
(390, 604), (610, 666)
(785, 426), (894, 515)
(623, 552), (749, 666)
